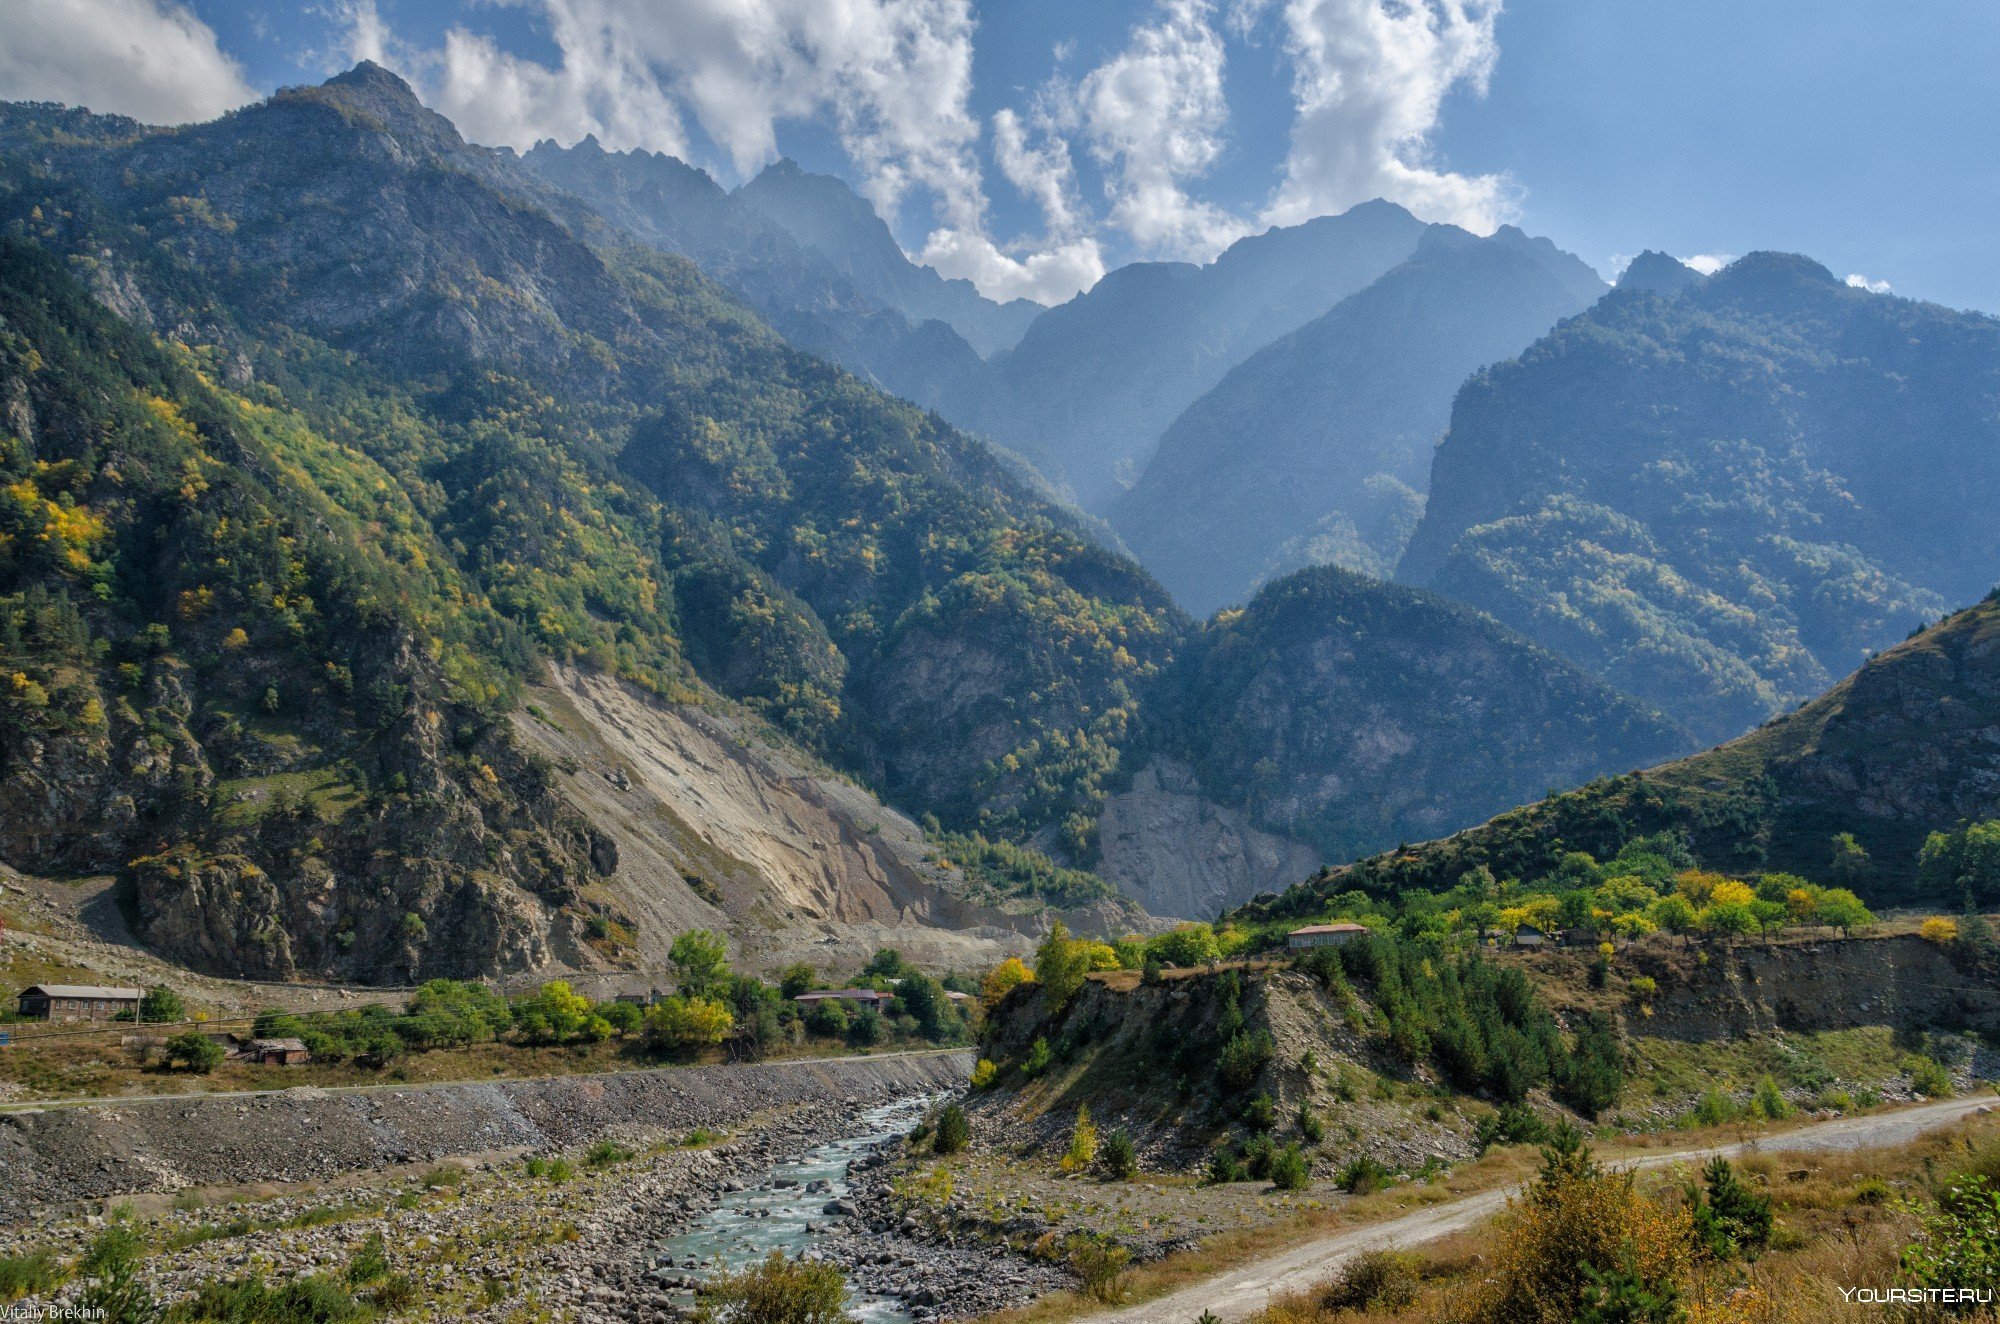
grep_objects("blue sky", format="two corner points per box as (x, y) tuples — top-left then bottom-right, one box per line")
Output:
(5, 0), (1997, 311)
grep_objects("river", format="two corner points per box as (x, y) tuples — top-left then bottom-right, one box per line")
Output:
(656, 1094), (936, 1322)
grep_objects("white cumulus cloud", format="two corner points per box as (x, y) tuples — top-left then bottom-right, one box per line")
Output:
(919, 228), (1106, 305)
(1072, 0), (1248, 260)
(1845, 272), (1892, 294)
(1260, 0), (1515, 233)
(343, 0), (986, 233)
(1680, 253), (1734, 275)
(0, 0), (257, 125)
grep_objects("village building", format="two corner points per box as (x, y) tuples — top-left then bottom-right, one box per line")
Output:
(15, 984), (142, 1022)
(791, 989), (895, 1010)
(243, 1037), (312, 1066)
(1286, 922), (1368, 950)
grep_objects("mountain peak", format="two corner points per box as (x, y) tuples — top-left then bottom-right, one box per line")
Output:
(325, 61), (419, 101)
(312, 61), (464, 154)
(1617, 250), (1702, 296)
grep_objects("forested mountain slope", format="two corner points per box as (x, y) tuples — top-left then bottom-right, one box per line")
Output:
(1138, 566), (1689, 866)
(0, 66), (1713, 968)
(1242, 590), (2000, 919)
(1399, 251), (2000, 743)
(1114, 225), (1605, 613)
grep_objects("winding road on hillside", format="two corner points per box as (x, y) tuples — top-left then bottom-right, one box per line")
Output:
(1091, 1093), (1997, 1324)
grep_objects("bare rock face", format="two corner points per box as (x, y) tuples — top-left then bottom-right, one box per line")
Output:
(513, 666), (1147, 976)
(1638, 935), (2000, 1041)
(1096, 760), (1319, 918)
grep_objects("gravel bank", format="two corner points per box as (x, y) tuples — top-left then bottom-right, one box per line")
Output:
(0, 1050), (972, 1226)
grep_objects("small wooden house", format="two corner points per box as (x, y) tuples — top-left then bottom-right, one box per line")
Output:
(244, 1037), (312, 1065)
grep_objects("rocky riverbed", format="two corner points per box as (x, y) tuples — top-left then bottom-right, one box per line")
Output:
(0, 1050), (1102, 1323)
(0, 1050), (971, 1223)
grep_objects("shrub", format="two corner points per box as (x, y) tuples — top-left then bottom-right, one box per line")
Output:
(696, 1251), (849, 1324)
(77, 1226), (158, 1324)
(1207, 1149), (1248, 1184)
(846, 1007), (882, 1047)
(1337, 1156), (1393, 1195)
(1477, 1103), (1552, 1152)
(1689, 1088), (1738, 1127)
(1067, 1236), (1131, 1303)
(1901, 1178), (2000, 1302)
(934, 1104), (971, 1156)
(1241, 1133), (1278, 1181)
(1690, 1157), (1772, 1261)
(176, 1272), (372, 1324)
(164, 1031), (224, 1074)
(547, 1157), (575, 1183)
(1922, 916), (1961, 945)
(1021, 1037), (1052, 1076)
(968, 1058), (998, 1090)
(1242, 1092), (1276, 1132)
(345, 1233), (390, 1286)
(1749, 1075), (1791, 1120)
(1911, 1055), (1955, 1098)
(370, 1273), (420, 1312)
(1464, 1138), (1695, 1324)
(0, 1251), (68, 1301)
(1102, 1129), (1138, 1180)
(1270, 1144), (1311, 1191)
(1059, 1105), (1099, 1173)
(1627, 976), (1657, 1001)
(1316, 1251), (1419, 1313)
(1297, 1106), (1325, 1145)
(585, 1140), (632, 1168)
(1218, 1030), (1274, 1092)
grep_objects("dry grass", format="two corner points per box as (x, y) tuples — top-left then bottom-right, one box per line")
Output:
(1232, 1111), (2000, 1324)
(977, 1147), (1550, 1324)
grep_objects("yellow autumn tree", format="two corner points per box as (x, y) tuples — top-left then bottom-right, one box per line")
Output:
(982, 957), (1033, 1007)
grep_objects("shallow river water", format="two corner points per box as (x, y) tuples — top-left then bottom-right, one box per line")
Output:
(656, 1094), (935, 1323)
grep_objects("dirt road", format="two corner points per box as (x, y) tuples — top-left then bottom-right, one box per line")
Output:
(1092, 1093), (1996, 1324)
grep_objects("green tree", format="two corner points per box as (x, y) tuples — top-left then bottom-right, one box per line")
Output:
(1034, 921), (1089, 1013)
(597, 1000), (643, 1036)
(778, 964), (818, 1000)
(1144, 923), (1221, 967)
(670, 930), (731, 998)
(77, 1226), (159, 1324)
(1060, 1104), (1099, 1173)
(163, 1031), (223, 1074)
(1689, 1157), (1772, 1261)
(1269, 1144), (1311, 1191)
(1919, 820), (2000, 909)
(1829, 831), (1872, 889)
(1700, 901), (1757, 942)
(1102, 1129), (1138, 1180)
(1812, 887), (1875, 936)
(138, 985), (185, 1024)
(846, 1007), (882, 1047)
(933, 1104), (971, 1155)
(644, 995), (733, 1054)
(1647, 894), (1698, 943)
